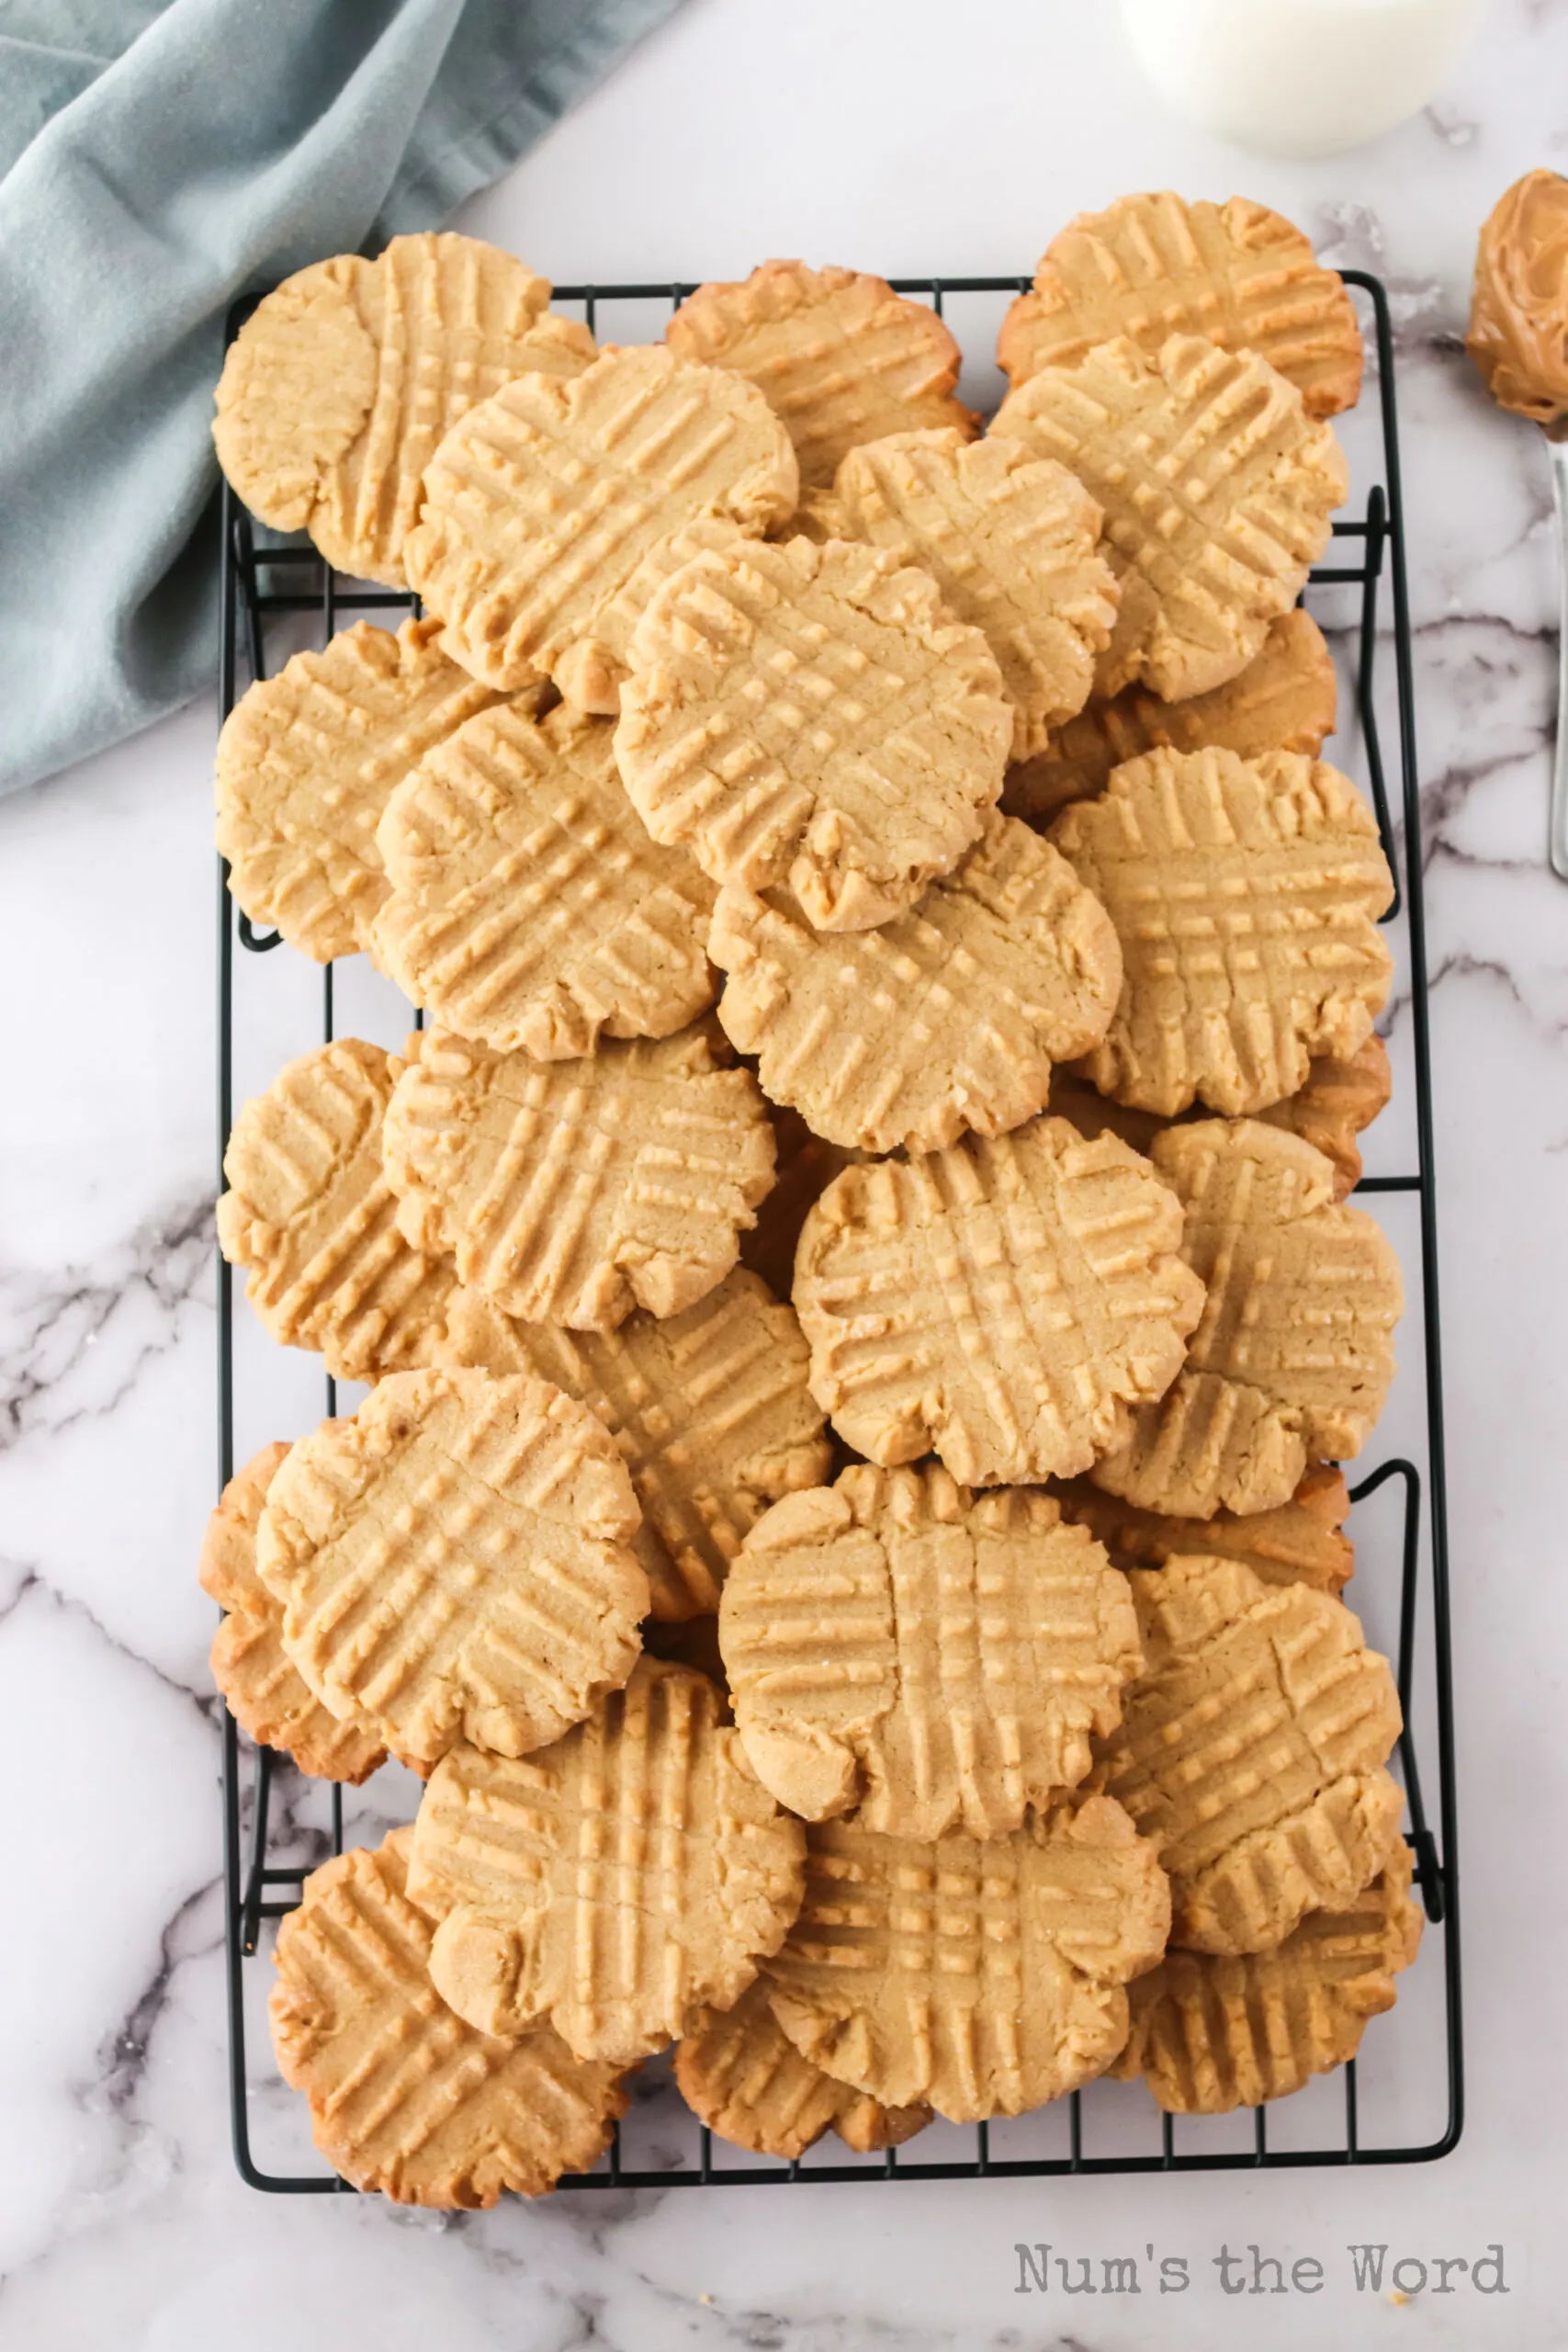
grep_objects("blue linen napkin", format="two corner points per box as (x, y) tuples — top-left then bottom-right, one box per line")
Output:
(0, 0), (686, 797)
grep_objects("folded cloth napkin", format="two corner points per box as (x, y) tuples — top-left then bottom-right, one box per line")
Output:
(0, 0), (685, 797)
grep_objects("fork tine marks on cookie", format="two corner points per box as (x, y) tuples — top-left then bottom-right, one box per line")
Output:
(409, 1659), (806, 2064)
(271, 1833), (627, 2204)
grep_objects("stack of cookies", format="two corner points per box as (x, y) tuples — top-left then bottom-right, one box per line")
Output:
(205, 198), (1421, 2209)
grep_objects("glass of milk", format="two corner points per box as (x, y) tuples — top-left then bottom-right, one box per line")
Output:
(1120, 0), (1487, 157)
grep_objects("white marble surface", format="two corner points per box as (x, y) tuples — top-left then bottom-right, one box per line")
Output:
(4, 0), (1568, 2341)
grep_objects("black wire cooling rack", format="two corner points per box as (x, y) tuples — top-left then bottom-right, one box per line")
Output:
(217, 268), (1461, 2190)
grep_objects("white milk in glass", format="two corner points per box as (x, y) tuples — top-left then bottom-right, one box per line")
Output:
(1120, 0), (1486, 158)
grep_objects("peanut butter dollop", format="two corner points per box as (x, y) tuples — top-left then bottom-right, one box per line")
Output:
(1468, 168), (1568, 424)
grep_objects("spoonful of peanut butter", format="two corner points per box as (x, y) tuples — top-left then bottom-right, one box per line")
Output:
(1468, 168), (1568, 424)
(1469, 169), (1568, 879)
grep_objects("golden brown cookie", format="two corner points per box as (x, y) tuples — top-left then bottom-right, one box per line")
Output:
(404, 345), (796, 699)
(998, 194), (1362, 417)
(370, 698), (717, 1057)
(256, 1369), (648, 1770)
(1098, 1553), (1404, 1954)
(439, 1271), (831, 1622)
(198, 1441), (293, 1614)
(1047, 1035), (1391, 1206)
(202, 1441), (387, 1784)
(739, 1106), (862, 1301)
(1255, 1035), (1392, 1199)
(719, 1464), (1141, 1837)
(1054, 1462), (1355, 1598)
(666, 260), (976, 489)
(270, 1830), (626, 2204)
(1089, 1122), (1403, 1519)
(792, 1122), (1204, 1487)
(214, 233), (595, 588)
(676, 1980), (931, 2159)
(1050, 748), (1393, 1118)
(216, 1038), (457, 1383)
(615, 535), (1011, 932)
(709, 812), (1121, 1156)
(1001, 609), (1338, 824)
(1115, 1843), (1422, 2113)
(210, 1612), (388, 1786)
(216, 619), (502, 961)
(382, 1024), (774, 1330)
(762, 1796), (1169, 2122)
(408, 1657), (806, 2064)
(993, 335), (1348, 703)
(831, 430), (1120, 757)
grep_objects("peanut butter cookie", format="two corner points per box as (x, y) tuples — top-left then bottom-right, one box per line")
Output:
(998, 194), (1362, 416)
(214, 233), (594, 587)
(382, 1024), (774, 1330)
(615, 535), (1011, 931)
(1050, 748), (1393, 1118)
(763, 1797), (1169, 2121)
(271, 1831), (626, 2203)
(408, 1657), (806, 2063)
(993, 334), (1348, 703)
(1097, 1552), (1404, 1953)
(793, 1123), (1204, 1486)
(372, 698), (716, 1057)
(709, 811), (1121, 1154)
(720, 1464), (1141, 1837)
(256, 1368), (648, 1769)
(404, 346), (795, 699)
(667, 260), (976, 488)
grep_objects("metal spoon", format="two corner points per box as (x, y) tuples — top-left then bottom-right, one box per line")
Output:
(1549, 418), (1568, 878)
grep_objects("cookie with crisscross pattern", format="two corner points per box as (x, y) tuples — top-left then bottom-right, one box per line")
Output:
(1049, 748), (1393, 1118)
(1001, 608), (1337, 824)
(271, 1830), (627, 2203)
(408, 1657), (806, 2063)
(1113, 1842), (1421, 2111)
(709, 811), (1121, 1154)
(832, 430), (1120, 757)
(404, 345), (796, 699)
(256, 1367), (648, 1769)
(1097, 1552), (1404, 1953)
(792, 1121), (1204, 1487)
(1089, 1121), (1403, 1519)
(998, 195), (1362, 417)
(676, 1979), (931, 2158)
(615, 535), (1011, 931)
(720, 1464), (1141, 1837)
(382, 1024), (774, 1330)
(216, 618), (503, 961)
(439, 1271), (830, 1622)
(216, 1038), (458, 1382)
(666, 260), (976, 488)
(214, 232), (595, 588)
(201, 1440), (388, 1783)
(1254, 1035), (1392, 1199)
(372, 698), (716, 1057)
(762, 1796), (1169, 2121)
(993, 334), (1348, 702)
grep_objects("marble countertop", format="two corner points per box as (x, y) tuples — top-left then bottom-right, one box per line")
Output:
(5, 1), (1567, 2342)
